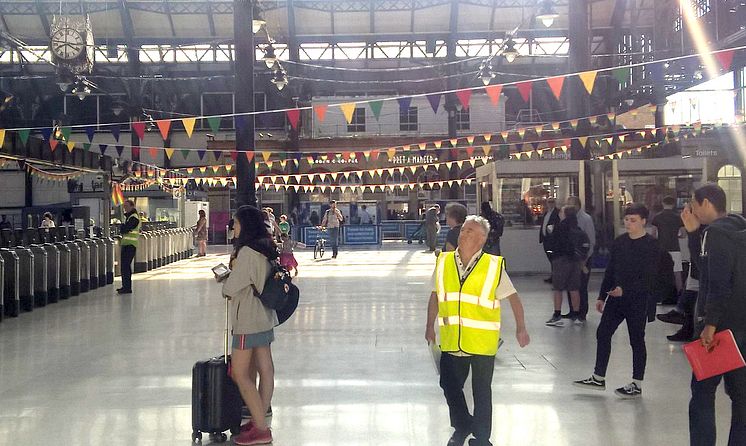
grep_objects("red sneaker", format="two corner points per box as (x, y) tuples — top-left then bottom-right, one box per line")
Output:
(240, 421), (255, 433)
(232, 426), (272, 445)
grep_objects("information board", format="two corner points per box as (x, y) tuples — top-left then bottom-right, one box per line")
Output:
(342, 225), (381, 245)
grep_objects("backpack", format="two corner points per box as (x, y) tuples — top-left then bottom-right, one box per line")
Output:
(251, 261), (300, 325)
(487, 212), (505, 245)
(569, 227), (591, 261)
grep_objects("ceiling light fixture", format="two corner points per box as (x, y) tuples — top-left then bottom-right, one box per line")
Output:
(263, 44), (277, 69)
(536, 0), (560, 28)
(502, 39), (519, 63)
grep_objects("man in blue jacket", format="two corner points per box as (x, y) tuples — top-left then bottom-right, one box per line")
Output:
(687, 183), (746, 446)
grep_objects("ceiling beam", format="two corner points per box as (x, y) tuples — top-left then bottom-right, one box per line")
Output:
(163, 0), (177, 37)
(207, 3), (216, 37)
(34, 0), (51, 36)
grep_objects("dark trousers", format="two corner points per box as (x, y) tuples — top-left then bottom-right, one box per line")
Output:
(121, 245), (136, 291)
(566, 258), (591, 317)
(689, 334), (746, 446)
(594, 296), (648, 380)
(328, 227), (339, 257)
(440, 353), (495, 446)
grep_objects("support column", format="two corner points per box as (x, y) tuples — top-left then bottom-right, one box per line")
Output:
(286, 0), (301, 215)
(234, 0), (257, 208)
(567, 0), (590, 120)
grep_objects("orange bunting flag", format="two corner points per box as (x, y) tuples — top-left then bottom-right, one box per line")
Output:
(149, 147), (158, 159)
(578, 71), (598, 94)
(546, 76), (565, 100)
(485, 85), (503, 105)
(245, 152), (255, 162)
(314, 104), (328, 122)
(156, 120), (171, 140)
(340, 103), (357, 124)
(516, 81), (533, 103)
(182, 118), (197, 138)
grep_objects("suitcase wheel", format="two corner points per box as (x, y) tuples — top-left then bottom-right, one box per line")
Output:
(192, 431), (202, 444)
(210, 432), (228, 443)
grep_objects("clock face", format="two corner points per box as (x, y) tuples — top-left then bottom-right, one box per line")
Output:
(51, 27), (85, 60)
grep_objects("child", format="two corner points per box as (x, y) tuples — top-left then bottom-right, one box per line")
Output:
(278, 215), (291, 236)
(573, 203), (663, 399)
(279, 233), (302, 277)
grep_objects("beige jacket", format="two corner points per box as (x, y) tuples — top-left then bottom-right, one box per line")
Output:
(222, 246), (276, 335)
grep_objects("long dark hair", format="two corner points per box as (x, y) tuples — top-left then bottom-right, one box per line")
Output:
(233, 205), (278, 261)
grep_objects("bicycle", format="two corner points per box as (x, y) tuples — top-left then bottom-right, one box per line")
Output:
(313, 227), (327, 259)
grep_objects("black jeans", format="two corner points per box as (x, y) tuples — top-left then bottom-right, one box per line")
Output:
(121, 245), (136, 291)
(689, 334), (746, 446)
(594, 295), (648, 380)
(440, 353), (495, 446)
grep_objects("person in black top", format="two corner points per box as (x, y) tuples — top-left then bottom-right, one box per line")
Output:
(480, 201), (504, 256)
(687, 183), (746, 446)
(539, 198), (560, 283)
(573, 203), (663, 399)
(652, 196), (685, 301)
(0, 214), (11, 231)
(443, 203), (467, 252)
(545, 206), (583, 326)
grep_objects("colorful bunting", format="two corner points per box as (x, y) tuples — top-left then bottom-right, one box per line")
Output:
(516, 81), (533, 103)
(206, 117), (221, 134)
(455, 89), (473, 110)
(111, 125), (121, 141)
(148, 147), (158, 159)
(340, 103), (357, 124)
(156, 120), (171, 140)
(314, 104), (328, 122)
(116, 146), (125, 157)
(578, 71), (598, 94)
(49, 139), (59, 152)
(715, 49), (735, 71)
(61, 127), (71, 141)
(0, 129), (5, 147)
(485, 85), (503, 105)
(132, 121), (145, 140)
(181, 149), (190, 159)
(85, 126), (95, 142)
(287, 109), (301, 130)
(369, 100), (384, 121)
(165, 148), (175, 159)
(66, 141), (75, 153)
(427, 94), (442, 114)
(99, 144), (108, 155)
(182, 118), (197, 138)
(546, 76), (565, 100)
(397, 97), (413, 112)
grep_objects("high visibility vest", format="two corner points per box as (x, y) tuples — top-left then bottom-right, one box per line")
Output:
(435, 251), (504, 356)
(121, 213), (141, 247)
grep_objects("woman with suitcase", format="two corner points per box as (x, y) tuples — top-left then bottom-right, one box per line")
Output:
(222, 205), (277, 445)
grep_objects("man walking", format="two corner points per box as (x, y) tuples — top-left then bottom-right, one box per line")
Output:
(321, 200), (344, 259)
(118, 200), (141, 295)
(426, 216), (530, 446)
(564, 196), (595, 321)
(539, 198), (560, 283)
(425, 204), (441, 252)
(687, 183), (746, 446)
(651, 196), (685, 302)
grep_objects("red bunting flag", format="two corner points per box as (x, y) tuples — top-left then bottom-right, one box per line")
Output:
(546, 76), (565, 100)
(516, 81), (533, 103)
(715, 50), (735, 71)
(314, 104), (328, 122)
(455, 89), (473, 110)
(132, 121), (146, 140)
(245, 152), (255, 162)
(287, 109), (301, 130)
(149, 147), (158, 159)
(49, 139), (59, 152)
(485, 85), (503, 106)
(156, 120), (171, 140)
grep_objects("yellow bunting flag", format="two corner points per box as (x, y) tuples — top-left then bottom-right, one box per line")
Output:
(0, 129), (5, 147)
(552, 122), (560, 131)
(482, 145), (491, 156)
(518, 129), (526, 138)
(67, 141), (75, 153)
(182, 118), (197, 138)
(578, 71), (598, 94)
(387, 148), (397, 159)
(212, 165), (220, 173)
(418, 143), (427, 150)
(466, 136), (475, 145)
(165, 148), (175, 159)
(199, 167), (207, 174)
(535, 125), (543, 136)
(262, 151), (272, 162)
(340, 103), (357, 124)
(578, 136), (589, 147)
(434, 141), (442, 149)
(225, 164), (233, 173)
(450, 138), (459, 147)
(483, 134), (492, 143)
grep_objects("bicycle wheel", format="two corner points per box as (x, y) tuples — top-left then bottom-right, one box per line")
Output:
(314, 243), (320, 259)
(319, 242), (325, 258)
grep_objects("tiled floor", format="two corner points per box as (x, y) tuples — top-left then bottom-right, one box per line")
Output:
(0, 244), (734, 446)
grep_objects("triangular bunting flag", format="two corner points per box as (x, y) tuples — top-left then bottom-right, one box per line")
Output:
(578, 71), (598, 94)
(148, 147), (158, 159)
(369, 100), (383, 121)
(182, 117), (197, 138)
(570, 119), (579, 130)
(132, 146), (140, 158)
(245, 152), (255, 162)
(85, 126), (95, 142)
(214, 151), (222, 161)
(116, 146), (125, 157)
(0, 129), (6, 147)
(156, 120), (171, 140)
(99, 144), (109, 155)
(61, 127), (71, 141)
(66, 141), (75, 153)
(434, 141), (442, 149)
(262, 151), (272, 162)
(485, 85), (503, 106)
(450, 138), (459, 147)
(613, 67), (630, 85)
(207, 117), (221, 134)
(467, 136), (475, 145)
(314, 104), (328, 122)
(546, 76), (565, 100)
(40, 128), (52, 141)
(578, 136), (588, 148)
(132, 121), (145, 140)
(455, 89), (473, 110)
(110, 124), (121, 141)
(340, 103), (357, 124)
(286, 109), (301, 130)
(715, 50), (735, 71)
(483, 134), (492, 143)
(516, 81), (533, 103)
(165, 148), (175, 159)
(427, 94), (442, 114)
(482, 145), (491, 156)
(49, 139), (58, 152)
(397, 97), (413, 112)
(181, 149), (190, 159)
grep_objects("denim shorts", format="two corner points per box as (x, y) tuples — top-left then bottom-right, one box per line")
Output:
(232, 329), (274, 350)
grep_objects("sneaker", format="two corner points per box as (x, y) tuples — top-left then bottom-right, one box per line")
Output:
(232, 426), (272, 445)
(240, 420), (255, 433)
(573, 316), (586, 326)
(572, 376), (606, 391)
(545, 315), (564, 326)
(561, 313), (572, 319)
(657, 310), (685, 325)
(615, 382), (642, 399)
(117, 289), (132, 294)
(447, 430), (470, 446)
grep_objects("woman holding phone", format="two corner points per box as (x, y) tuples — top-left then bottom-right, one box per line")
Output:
(219, 205), (277, 445)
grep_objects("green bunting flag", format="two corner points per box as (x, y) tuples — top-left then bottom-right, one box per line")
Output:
(206, 117), (221, 134)
(613, 67), (631, 85)
(18, 129), (30, 145)
(181, 149), (191, 160)
(61, 127), (72, 141)
(369, 100), (384, 121)
(83, 143), (91, 151)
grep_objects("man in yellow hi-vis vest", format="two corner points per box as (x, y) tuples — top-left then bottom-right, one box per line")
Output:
(426, 216), (530, 446)
(118, 200), (141, 295)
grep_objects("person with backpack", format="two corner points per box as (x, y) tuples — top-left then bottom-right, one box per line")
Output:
(563, 196), (596, 321)
(220, 205), (278, 445)
(321, 200), (345, 258)
(573, 203), (663, 399)
(480, 201), (504, 256)
(545, 206), (587, 326)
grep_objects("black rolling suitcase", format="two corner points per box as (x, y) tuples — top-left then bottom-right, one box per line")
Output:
(191, 299), (243, 444)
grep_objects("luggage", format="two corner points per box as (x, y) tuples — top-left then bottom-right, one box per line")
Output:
(191, 299), (243, 444)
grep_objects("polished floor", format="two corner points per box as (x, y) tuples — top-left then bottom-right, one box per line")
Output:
(0, 244), (735, 446)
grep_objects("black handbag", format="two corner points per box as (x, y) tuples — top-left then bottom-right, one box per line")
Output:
(251, 262), (299, 325)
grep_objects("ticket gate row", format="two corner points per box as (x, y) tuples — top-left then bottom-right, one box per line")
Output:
(0, 227), (117, 323)
(133, 228), (193, 274)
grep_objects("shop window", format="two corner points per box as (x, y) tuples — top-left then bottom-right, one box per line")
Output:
(347, 108), (366, 133)
(399, 106), (418, 132)
(718, 164), (743, 213)
(456, 108), (470, 130)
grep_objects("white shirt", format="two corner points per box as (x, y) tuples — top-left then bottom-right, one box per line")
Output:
(359, 209), (372, 224)
(576, 209), (596, 254)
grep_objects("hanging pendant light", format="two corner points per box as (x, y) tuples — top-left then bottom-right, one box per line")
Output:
(271, 69), (288, 91)
(478, 62), (495, 86)
(252, 18), (266, 34)
(536, 1), (560, 28)
(502, 39), (519, 63)
(263, 44), (277, 69)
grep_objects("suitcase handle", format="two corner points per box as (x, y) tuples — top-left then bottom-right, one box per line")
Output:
(224, 297), (230, 364)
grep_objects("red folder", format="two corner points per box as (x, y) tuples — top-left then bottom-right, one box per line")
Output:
(683, 329), (746, 381)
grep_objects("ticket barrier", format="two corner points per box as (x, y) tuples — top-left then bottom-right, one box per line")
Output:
(85, 238), (99, 290)
(75, 239), (91, 293)
(0, 250), (20, 318)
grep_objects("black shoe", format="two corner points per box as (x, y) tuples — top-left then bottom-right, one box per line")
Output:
(561, 312), (572, 319)
(573, 375), (606, 391)
(657, 310), (685, 325)
(447, 430), (470, 446)
(116, 287), (124, 292)
(117, 289), (132, 294)
(667, 329), (694, 342)
(615, 382), (642, 399)
(543, 277), (553, 283)
(468, 439), (493, 446)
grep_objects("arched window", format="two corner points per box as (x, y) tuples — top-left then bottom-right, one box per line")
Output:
(717, 164), (742, 214)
